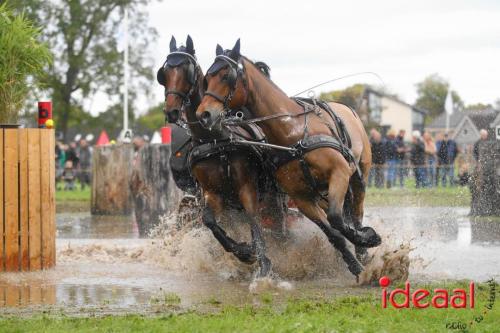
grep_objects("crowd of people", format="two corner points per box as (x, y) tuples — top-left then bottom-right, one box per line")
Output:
(53, 128), (488, 191)
(368, 128), (474, 189)
(55, 139), (93, 190)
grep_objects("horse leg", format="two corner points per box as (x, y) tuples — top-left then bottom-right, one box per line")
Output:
(235, 170), (272, 277)
(203, 192), (256, 264)
(326, 171), (381, 248)
(348, 174), (370, 263)
(293, 197), (363, 278)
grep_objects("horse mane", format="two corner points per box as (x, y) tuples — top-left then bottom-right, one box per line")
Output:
(254, 61), (271, 78)
(241, 56), (288, 97)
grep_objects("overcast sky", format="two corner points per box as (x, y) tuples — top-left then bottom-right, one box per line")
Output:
(134, 0), (500, 114)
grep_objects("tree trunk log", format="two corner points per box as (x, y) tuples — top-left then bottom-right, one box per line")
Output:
(130, 144), (182, 236)
(91, 144), (133, 215)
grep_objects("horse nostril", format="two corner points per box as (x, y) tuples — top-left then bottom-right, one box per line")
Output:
(166, 109), (180, 124)
(200, 111), (212, 126)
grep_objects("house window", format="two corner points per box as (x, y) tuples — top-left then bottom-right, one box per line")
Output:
(368, 93), (382, 123)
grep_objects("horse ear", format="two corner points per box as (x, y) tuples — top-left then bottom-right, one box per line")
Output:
(186, 35), (195, 55)
(229, 39), (240, 60)
(216, 44), (223, 56)
(169, 36), (177, 52)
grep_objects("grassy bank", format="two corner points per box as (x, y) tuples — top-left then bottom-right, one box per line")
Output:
(55, 180), (471, 210)
(1, 281), (497, 332)
(56, 185), (90, 213)
(365, 185), (470, 207)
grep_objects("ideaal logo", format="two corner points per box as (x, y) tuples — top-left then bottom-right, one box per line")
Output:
(379, 276), (497, 331)
(379, 276), (475, 309)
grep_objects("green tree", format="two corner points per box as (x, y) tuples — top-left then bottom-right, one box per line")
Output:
(0, 3), (51, 123)
(320, 83), (366, 109)
(13, 0), (157, 140)
(136, 102), (164, 132)
(464, 103), (492, 111)
(414, 74), (463, 119)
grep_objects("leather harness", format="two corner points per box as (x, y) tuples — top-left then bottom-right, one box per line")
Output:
(268, 98), (364, 197)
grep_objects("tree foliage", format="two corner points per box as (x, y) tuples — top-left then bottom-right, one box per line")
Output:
(414, 73), (463, 119)
(319, 84), (366, 109)
(136, 102), (164, 131)
(12, 0), (157, 139)
(0, 3), (51, 123)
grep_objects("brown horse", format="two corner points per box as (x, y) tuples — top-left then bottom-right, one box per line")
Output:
(196, 40), (382, 278)
(157, 36), (284, 277)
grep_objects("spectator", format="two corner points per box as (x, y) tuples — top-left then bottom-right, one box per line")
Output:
(370, 129), (386, 188)
(423, 132), (437, 187)
(66, 141), (79, 168)
(395, 129), (408, 187)
(62, 160), (76, 191)
(473, 129), (488, 161)
(77, 139), (92, 190)
(410, 131), (426, 188)
(436, 133), (459, 186)
(384, 129), (398, 188)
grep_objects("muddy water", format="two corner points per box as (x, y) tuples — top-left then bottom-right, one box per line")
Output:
(1, 207), (500, 312)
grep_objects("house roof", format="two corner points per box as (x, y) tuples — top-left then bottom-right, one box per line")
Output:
(364, 87), (428, 115)
(468, 108), (499, 131)
(427, 107), (500, 129)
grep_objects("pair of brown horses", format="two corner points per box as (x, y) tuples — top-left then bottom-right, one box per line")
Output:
(157, 36), (381, 279)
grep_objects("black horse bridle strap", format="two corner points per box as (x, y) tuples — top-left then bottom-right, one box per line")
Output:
(165, 90), (188, 100)
(203, 91), (226, 104)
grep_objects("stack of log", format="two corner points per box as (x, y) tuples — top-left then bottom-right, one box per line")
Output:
(92, 143), (182, 236)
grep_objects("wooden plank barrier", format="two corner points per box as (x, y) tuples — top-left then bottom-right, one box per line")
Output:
(0, 128), (55, 272)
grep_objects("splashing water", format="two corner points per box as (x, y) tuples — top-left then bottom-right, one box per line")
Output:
(58, 211), (413, 287)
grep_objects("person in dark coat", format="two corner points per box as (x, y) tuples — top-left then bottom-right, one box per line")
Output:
(410, 131), (426, 188)
(473, 129), (488, 161)
(395, 129), (408, 187)
(384, 129), (398, 188)
(436, 133), (459, 186)
(370, 129), (386, 188)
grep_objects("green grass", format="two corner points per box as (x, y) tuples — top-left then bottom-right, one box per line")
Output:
(365, 178), (471, 207)
(55, 183), (90, 212)
(1, 282), (497, 332)
(55, 186), (91, 202)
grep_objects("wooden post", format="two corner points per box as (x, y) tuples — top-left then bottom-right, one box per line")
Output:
(130, 144), (182, 236)
(91, 144), (134, 215)
(0, 128), (55, 272)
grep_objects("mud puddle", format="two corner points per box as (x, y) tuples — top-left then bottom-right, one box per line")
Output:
(1, 206), (500, 313)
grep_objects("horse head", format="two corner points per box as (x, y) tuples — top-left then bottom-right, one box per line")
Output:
(157, 35), (203, 125)
(196, 40), (248, 129)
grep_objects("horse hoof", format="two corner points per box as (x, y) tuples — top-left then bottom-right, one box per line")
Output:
(357, 227), (382, 248)
(348, 260), (363, 278)
(355, 246), (369, 265)
(258, 257), (272, 277)
(233, 243), (257, 264)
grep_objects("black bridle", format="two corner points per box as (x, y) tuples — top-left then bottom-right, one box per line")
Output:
(159, 51), (201, 127)
(203, 55), (246, 113)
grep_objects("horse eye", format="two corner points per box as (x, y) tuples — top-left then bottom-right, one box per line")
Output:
(221, 73), (229, 81)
